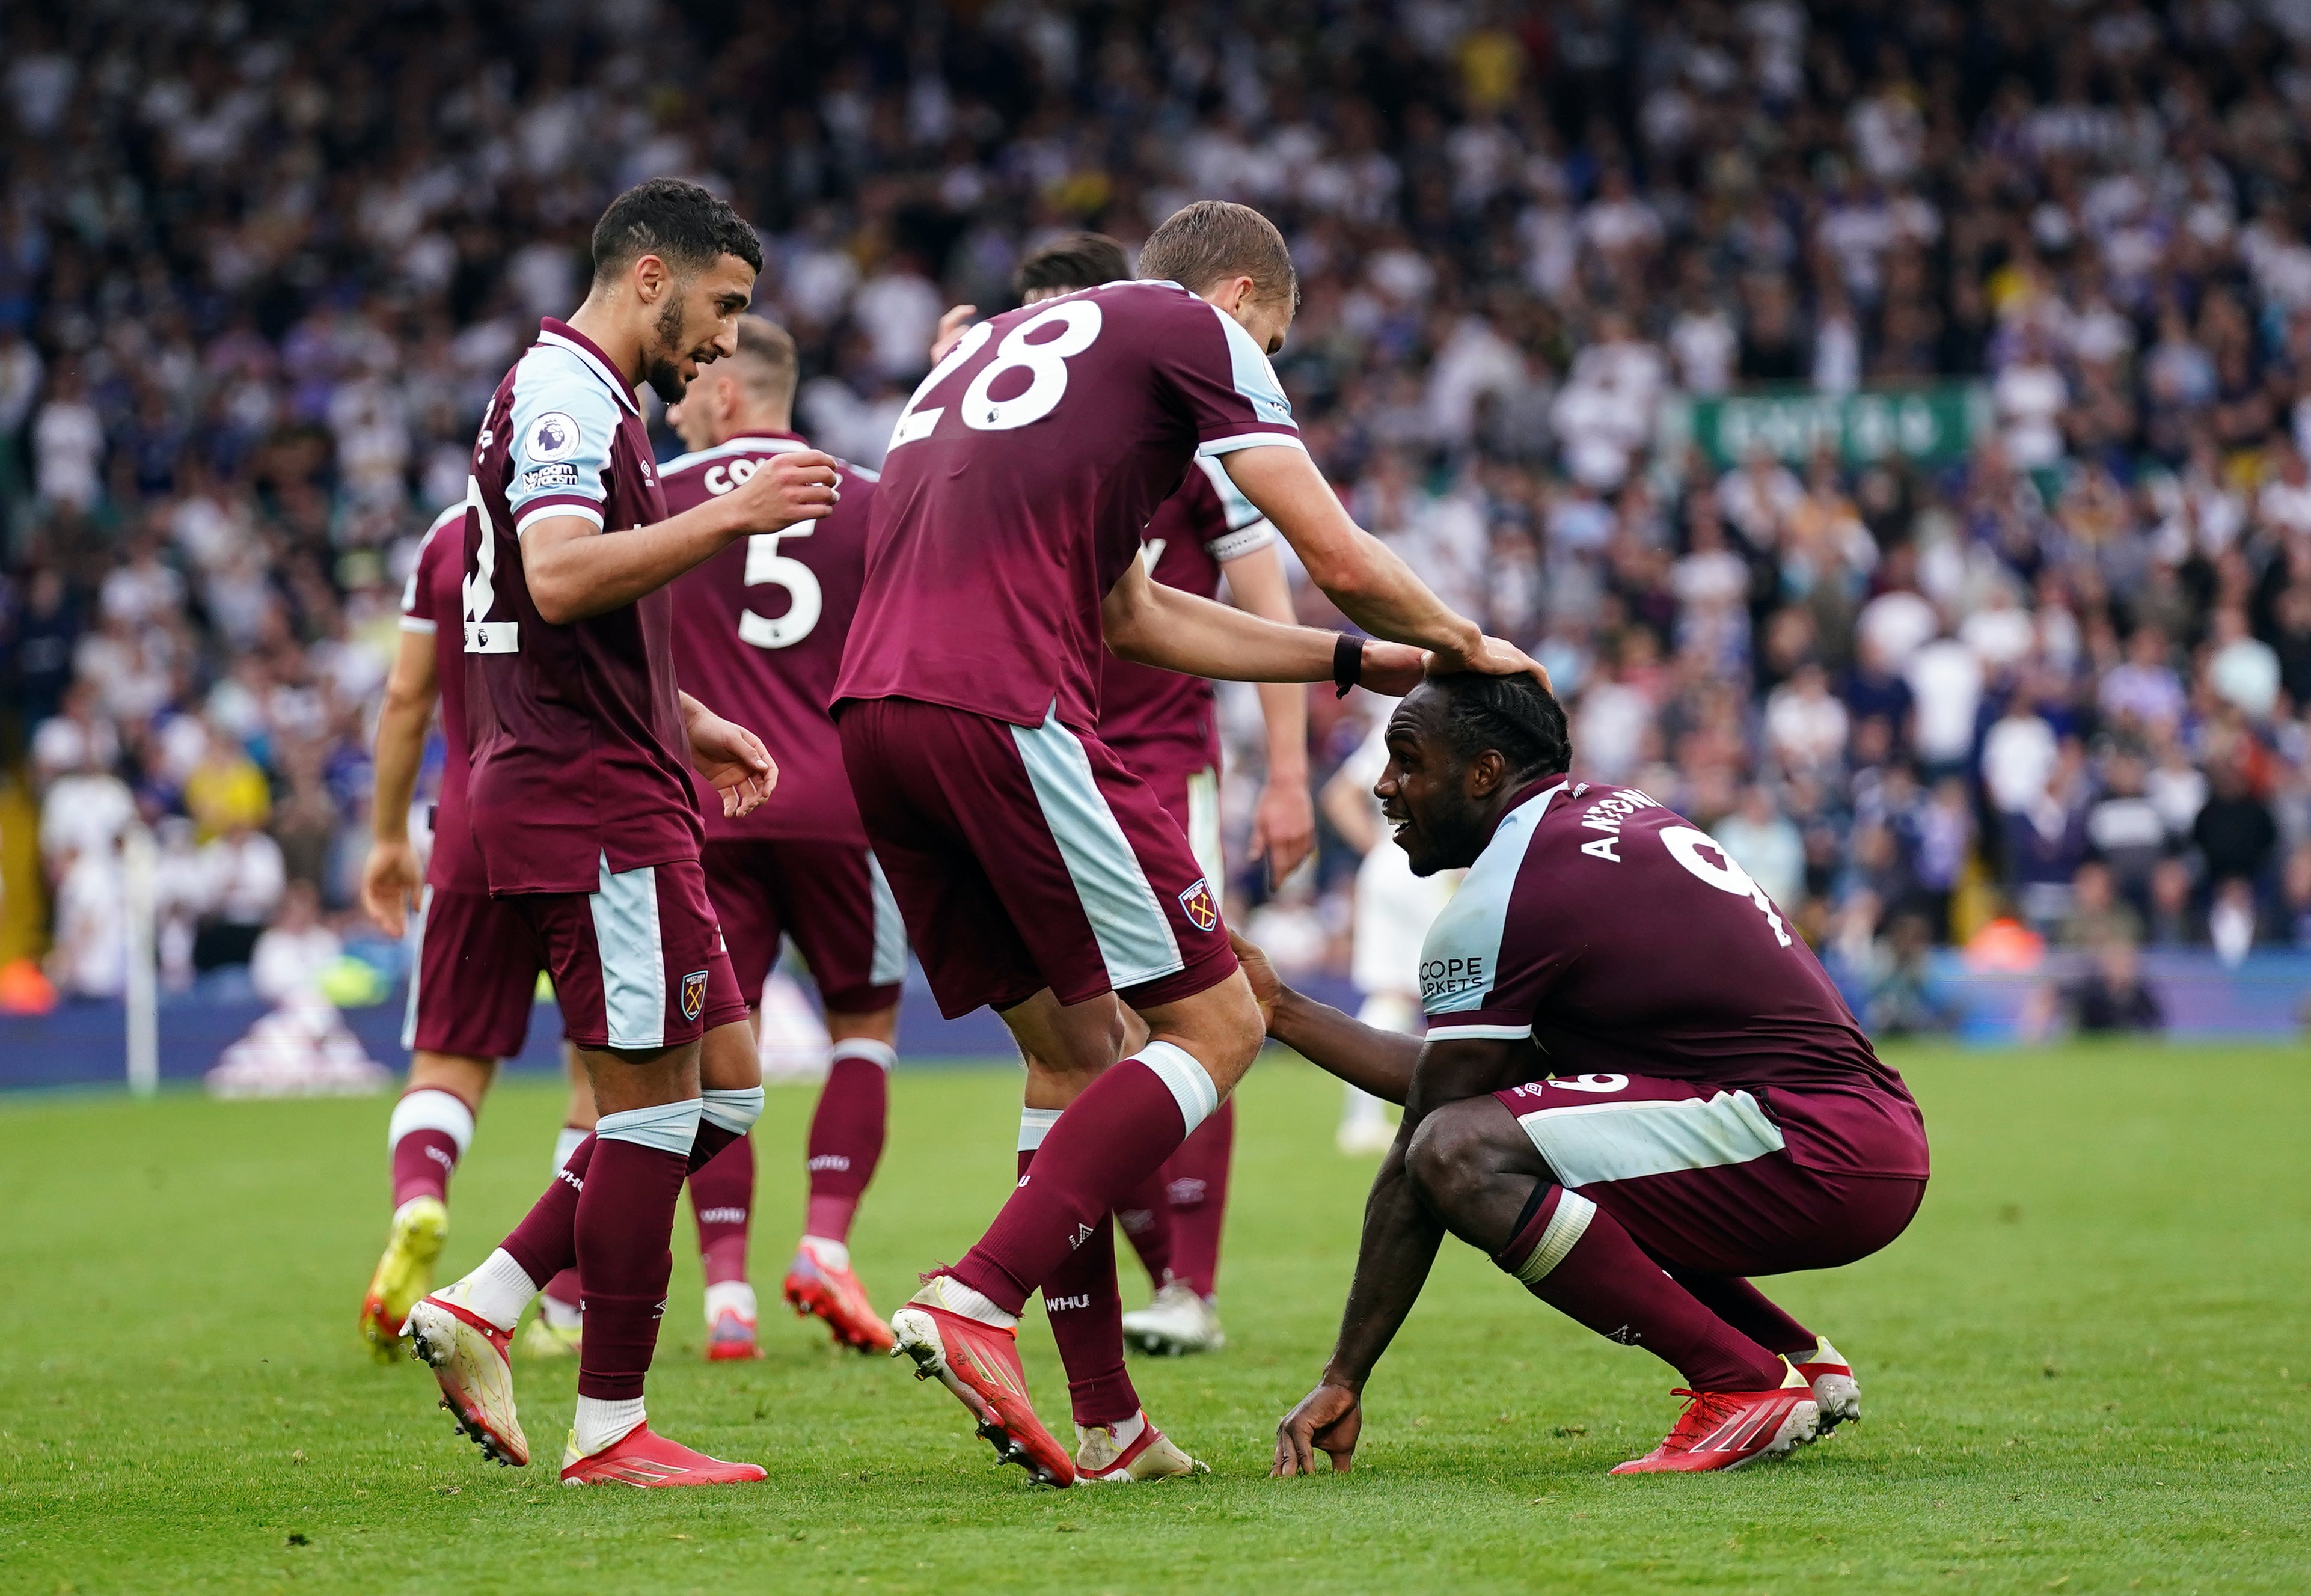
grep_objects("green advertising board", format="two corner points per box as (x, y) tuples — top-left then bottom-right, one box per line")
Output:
(1667, 384), (1992, 469)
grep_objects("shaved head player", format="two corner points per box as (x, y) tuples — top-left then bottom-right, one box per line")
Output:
(397, 179), (840, 1488)
(660, 315), (905, 1359)
(1252, 673), (1929, 1476)
(833, 198), (1544, 1486)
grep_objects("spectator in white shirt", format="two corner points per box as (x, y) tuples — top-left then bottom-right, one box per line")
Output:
(1993, 326), (2068, 469)
(1906, 630), (1985, 773)
(2206, 606), (2281, 720)
(1764, 661), (1850, 775)
(32, 368), (103, 511)
(1982, 683), (2060, 814)
(1959, 581), (2038, 672)
(251, 882), (343, 1005)
(1855, 584), (1940, 671)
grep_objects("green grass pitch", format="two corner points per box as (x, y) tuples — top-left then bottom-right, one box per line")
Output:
(2, 1043), (2306, 1594)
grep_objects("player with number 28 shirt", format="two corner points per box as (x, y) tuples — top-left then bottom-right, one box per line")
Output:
(835, 200), (1541, 1487)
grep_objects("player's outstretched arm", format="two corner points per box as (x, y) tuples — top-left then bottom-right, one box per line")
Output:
(1273, 1030), (1531, 1477)
(360, 626), (439, 938)
(1219, 445), (1545, 684)
(1220, 543), (1316, 884)
(1234, 929), (1418, 1104)
(522, 450), (841, 623)
(1103, 555), (1427, 692)
(1275, 1122), (1442, 1476)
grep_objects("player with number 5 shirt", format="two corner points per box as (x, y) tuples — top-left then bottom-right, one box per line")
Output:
(834, 200), (1546, 1487)
(661, 315), (905, 1360)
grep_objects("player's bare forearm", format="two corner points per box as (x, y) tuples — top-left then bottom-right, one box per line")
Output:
(368, 631), (438, 843)
(522, 451), (839, 623)
(1324, 1131), (1446, 1389)
(1266, 983), (1420, 1104)
(522, 498), (756, 623)
(1225, 545), (1315, 873)
(1222, 546), (1314, 779)
(1103, 562), (1423, 691)
(1219, 447), (1480, 653)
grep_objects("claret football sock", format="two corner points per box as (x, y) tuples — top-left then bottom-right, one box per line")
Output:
(1162, 1097), (1234, 1300)
(575, 1101), (700, 1402)
(688, 1133), (755, 1286)
(1018, 1140), (1140, 1429)
(1665, 1268), (1817, 1359)
(1115, 1167), (1175, 1288)
(949, 1043), (1217, 1315)
(387, 1088), (475, 1208)
(803, 1039), (893, 1243)
(1494, 1184), (1783, 1392)
(500, 1130), (598, 1287)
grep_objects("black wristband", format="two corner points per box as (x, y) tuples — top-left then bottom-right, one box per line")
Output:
(1332, 632), (1363, 699)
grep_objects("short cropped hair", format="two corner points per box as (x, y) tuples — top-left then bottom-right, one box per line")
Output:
(1015, 233), (1130, 297)
(1139, 200), (1298, 308)
(1431, 673), (1573, 781)
(730, 314), (798, 409)
(592, 178), (762, 285)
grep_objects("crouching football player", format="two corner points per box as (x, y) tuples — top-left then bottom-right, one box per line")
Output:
(1259, 673), (1929, 1476)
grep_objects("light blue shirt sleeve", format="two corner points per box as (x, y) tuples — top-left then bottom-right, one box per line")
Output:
(506, 348), (622, 533)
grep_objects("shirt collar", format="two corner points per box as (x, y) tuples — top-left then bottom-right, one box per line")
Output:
(1483, 777), (1570, 847)
(536, 318), (641, 416)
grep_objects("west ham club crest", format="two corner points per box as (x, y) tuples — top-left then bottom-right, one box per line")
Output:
(1177, 878), (1218, 933)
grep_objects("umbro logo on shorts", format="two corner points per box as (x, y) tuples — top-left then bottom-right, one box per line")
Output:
(1178, 878), (1218, 932)
(680, 969), (709, 1021)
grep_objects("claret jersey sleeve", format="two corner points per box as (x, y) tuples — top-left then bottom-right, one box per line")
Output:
(1148, 288), (1306, 460)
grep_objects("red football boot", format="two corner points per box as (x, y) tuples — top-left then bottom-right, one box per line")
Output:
(1609, 1361), (1819, 1475)
(784, 1242), (897, 1354)
(559, 1424), (767, 1487)
(890, 1277), (1076, 1487)
(1791, 1336), (1861, 1433)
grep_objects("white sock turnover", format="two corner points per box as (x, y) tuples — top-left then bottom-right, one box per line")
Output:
(573, 1395), (646, 1455)
(456, 1247), (539, 1333)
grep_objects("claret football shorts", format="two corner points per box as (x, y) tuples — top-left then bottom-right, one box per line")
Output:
(837, 696), (1239, 1018)
(700, 837), (907, 1014)
(1492, 1072), (1927, 1276)
(402, 884), (551, 1062)
(507, 855), (749, 1051)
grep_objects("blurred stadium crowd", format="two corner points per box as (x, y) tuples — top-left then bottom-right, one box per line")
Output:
(4, 0), (2311, 1025)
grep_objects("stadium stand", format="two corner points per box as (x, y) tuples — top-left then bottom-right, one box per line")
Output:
(1, 1), (2308, 1036)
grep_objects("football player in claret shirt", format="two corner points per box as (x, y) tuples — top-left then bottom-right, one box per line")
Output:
(1255, 674), (1929, 1478)
(398, 179), (844, 1490)
(933, 234), (1319, 1365)
(834, 200), (1543, 1486)
(355, 500), (571, 1361)
(658, 314), (902, 1358)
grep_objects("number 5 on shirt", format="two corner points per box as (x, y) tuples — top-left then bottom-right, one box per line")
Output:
(739, 529), (821, 649)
